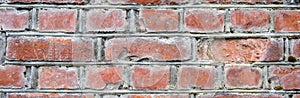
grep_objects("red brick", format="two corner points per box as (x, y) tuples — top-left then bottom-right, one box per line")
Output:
(225, 65), (262, 88)
(8, 0), (84, 3)
(0, 9), (29, 30)
(184, 9), (224, 33)
(201, 0), (281, 3)
(85, 66), (123, 89)
(292, 39), (300, 59)
(139, 9), (179, 31)
(275, 11), (300, 32)
(197, 94), (283, 98)
(38, 67), (78, 89)
(105, 37), (191, 61)
(108, 0), (187, 5)
(269, 66), (300, 90)
(7, 36), (95, 61)
(200, 0), (231, 3)
(198, 38), (283, 62)
(8, 93), (94, 98)
(294, 94), (300, 98)
(122, 94), (189, 98)
(131, 66), (170, 90)
(235, 0), (281, 3)
(178, 66), (216, 89)
(38, 9), (77, 32)
(86, 9), (126, 31)
(0, 66), (25, 88)
(231, 10), (270, 31)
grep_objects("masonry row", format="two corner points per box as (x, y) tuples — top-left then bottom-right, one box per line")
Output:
(0, 0), (291, 5)
(4, 36), (299, 62)
(1, 64), (300, 90)
(0, 8), (300, 33)
(4, 93), (300, 98)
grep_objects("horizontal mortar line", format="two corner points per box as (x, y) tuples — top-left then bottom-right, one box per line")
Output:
(1, 89), (300, 94)
(6, 32), (300, 38)
(0, 4), (299, 8)
(4, 61), (300, 65)
(4, 61), (221, 65)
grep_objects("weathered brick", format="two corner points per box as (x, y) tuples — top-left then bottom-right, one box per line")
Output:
(0, 66), (25, 88)
(200, 0), (281, 3)
(199, 0), (231, 3)
(293, 94), (300, 98)
(234, 0), (281, 3)
(231, 10), (270, 31)
(105, 37), (191, 61)
(275, 11), (300, 32)
(139, 9), (179, 31)
(198, 38), (283, 62)
(0, 9), (29, 30)
(291, 39), (300, 60)
(131, 66), (170, 90)
(121, 94), (189, 98)
(184, 9), (224, 33)
(197, 94), (283, 98)
(178, 66), (216, 89)
(225, 65), (262, 88)
(7, 36), (96, 61)
(269, 66), (300, 90)
(85, 66), (123, 89)
(38, 9), (77, 32)
(8, 0), (84, 3)
(7, 93), (94, 98)
(38, 67), (78, 89)
(108, 0), (187, 5)
(86, 9), (127, 32)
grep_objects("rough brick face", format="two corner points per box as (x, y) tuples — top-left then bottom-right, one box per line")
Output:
(86, 9), (127, 31)
(0, 66), (25, 88)
(7, 93), (94, 98)
(198, 38), (283, 62)
(197, 94), (283, 98)
(139, 9), (179, 31)
(231, 10), (270, 31)
(131, 66), (170, 90)
(184, 9), (224, 33)
(105, 37), (191, 61)
(294, 95), (300, 98)
(235, 0), (281, 3)
(122, 94), (189, 98)
(38, 67), (78, 89)
(85, 66), (123, 89)
(200, 0), (231, 3)
(38, 9), (77, 32)
(8, 0), (84, 3)
(6, 36), (95, 61)
(178, 66), (216, 89)
(269, 66), (300, 90)
(292, 39), (300, 59)
(225, 65), (262, 88)
(0, 9), (29, 30)
(200, 0), (281, 3)
(275, 11), (300, 32)
(108, 0), (187, 4)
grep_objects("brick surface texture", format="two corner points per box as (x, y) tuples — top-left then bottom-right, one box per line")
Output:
(0, 0), (299, 97)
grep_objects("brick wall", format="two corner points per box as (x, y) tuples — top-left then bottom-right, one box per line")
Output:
(0, 0), (299, 97)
